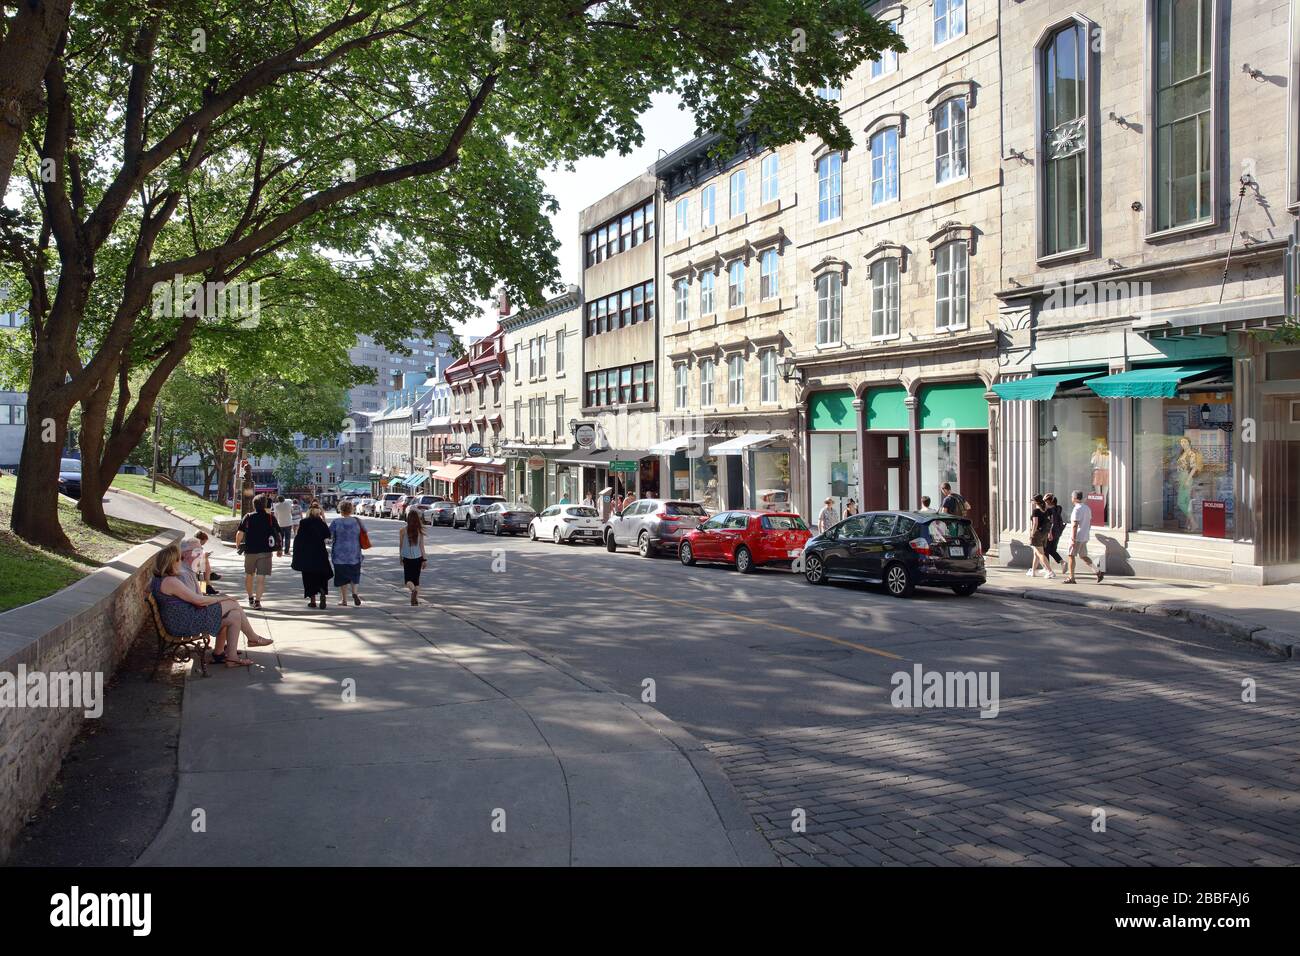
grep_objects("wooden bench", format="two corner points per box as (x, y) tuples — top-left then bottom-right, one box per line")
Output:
(145, 591), (211, 678)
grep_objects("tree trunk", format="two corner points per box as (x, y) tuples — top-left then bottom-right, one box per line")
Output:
(10, 397), (72, 550)
(0, 0), (73, 199)
(76, 374), (115, 532)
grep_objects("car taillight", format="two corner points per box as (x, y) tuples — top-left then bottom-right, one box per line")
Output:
(909, 537), (930, 555)
(973, 540), (983, 558)
(657, 512), (680, 521)
(562, 517), (578, 523)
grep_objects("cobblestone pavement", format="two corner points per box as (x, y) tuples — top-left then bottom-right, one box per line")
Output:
(707, 669), (1300, 866)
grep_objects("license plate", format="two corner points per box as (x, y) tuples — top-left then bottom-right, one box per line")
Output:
(788, 549), (802, 558)
(950, 546), (964, 557)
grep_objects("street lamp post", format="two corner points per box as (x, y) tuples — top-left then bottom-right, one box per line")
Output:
(224, 398), (241, 517)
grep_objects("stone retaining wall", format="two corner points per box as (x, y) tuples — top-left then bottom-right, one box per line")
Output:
(0, 530), (180, 863)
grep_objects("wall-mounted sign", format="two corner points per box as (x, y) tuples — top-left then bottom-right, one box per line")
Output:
(575, 423), (596, 448)
(609, 460), (637, 473)
(443, 443), (462, 455)
(467, 443), (485, 457)
(527, 455), (545, 470)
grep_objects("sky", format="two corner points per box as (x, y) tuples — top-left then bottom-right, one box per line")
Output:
(456, 91), (699, 342)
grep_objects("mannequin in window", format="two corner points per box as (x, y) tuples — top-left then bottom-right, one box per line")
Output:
(1175, 436), (1204, 531)
(1090, 438), (1110, 492)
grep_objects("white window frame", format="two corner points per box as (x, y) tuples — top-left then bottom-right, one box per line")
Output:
(870, 127), (900, 205)
(816, 152), (843, 223)
(528, 339), (537, 379)
(816, 85), (841, 101)
(699, 358), (715, 407)
(870, 257), (901, 340)
(759, 349), (778, 404)
(934, 241), (969, 331)
(729, 169), (747, 218)
(934, 0), (967, 47)
(727, 259), (746, 309)
(537, 334), (547, 378)
(872, 21), (900, 78)
(674, 277), (690, 322)
(759, 248), (779, 300)
(675, 363), (689, 409)
(760, 153), (779, 204)
(700, 270), (716, 315)
(727, 354), (745, 406)
(676, 197), (690, 240)
(815, 273), (842, 347)
(555, 330), (565, 375)
(935, 97), (968, 184)
(700, 184), (716, 227)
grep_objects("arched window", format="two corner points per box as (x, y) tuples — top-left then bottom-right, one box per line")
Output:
(870, 127), (900, 205)
(1041, 20), (1088, 255)
(815, 273), (842, 346)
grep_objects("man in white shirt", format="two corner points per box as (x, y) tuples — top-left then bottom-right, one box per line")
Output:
(816, 497), (839, 535)
(273, 496), (295, 556)
(1064, 490), (1104, 584)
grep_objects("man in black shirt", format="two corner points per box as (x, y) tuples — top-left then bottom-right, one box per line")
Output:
(236, 494), (282, 609)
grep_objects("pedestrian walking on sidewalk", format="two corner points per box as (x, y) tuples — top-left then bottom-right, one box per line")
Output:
(1043, 493), (1066, 572)
(399, 510), (428, 606)
(1027, 494), (1054, 578)
(274, 495), (295, 555)
(236, 494), (281, 610)
(1064, 490), (1104, 585)
(844, 498), (859, 517)
(293, 502), (333, 608)
(329, 498), (367, 607)
(817, 497), (838, 534)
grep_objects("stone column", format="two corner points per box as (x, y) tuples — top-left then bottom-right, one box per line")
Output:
(852, 395), (866, 511)
(905, 393), (921, 508)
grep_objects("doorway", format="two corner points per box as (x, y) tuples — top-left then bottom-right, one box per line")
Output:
(864, 433), (909, 512)
(958, 432), (990, 549)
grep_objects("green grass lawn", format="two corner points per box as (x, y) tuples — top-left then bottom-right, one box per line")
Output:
(0, 474), (160, 613)
(111, 473), (231, 521)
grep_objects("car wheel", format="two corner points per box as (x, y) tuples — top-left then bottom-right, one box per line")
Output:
(884, 562), (916, 598)
(605, 532), (618, 553)
(735, 546), (755, 574)
(804, 554), (826, 585)
(552, 527), (563, 544)
(528, 525), (537, 541)
(638, 531), (653, 558)
(952, 584), (979, 597)
(680, 542), (696, 566)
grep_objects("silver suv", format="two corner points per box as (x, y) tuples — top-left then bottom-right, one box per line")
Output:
(453, 494), (505, 531)
(604, 499), (708, 557)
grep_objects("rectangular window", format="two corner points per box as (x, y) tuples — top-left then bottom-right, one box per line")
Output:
(676, 197), (690, 239)
(514, 343), (521, 382)
(870, 127), (899, 204)
(555, 331), (565, 374)
(759, 248), (779, 300)
(632, 284), (644, 325)
(935, 242), (969, 330)
(514, 400), (522, 437)
(586, 372), (597, 408)
(529, 339), (536, 378)
(1134, 383), (1233, 535)
(935, 99), (968, 183)
(1038, 396), (1111, 527)
(872, 21), (900, 77)
(555, 394), (564, 436)
(816, 85), (841, 101)
(761, 154), (779, 204)
(620, 213), (632, 252)
(645, 280), (655, 321)
(1154, 0), (1213, 231)
(934, 0), (966, 45)
(701, 184), (716, 227)
(817, 153), (842, 222)
(730, 169), (747, 218)
(675, 363), (689, 409)
(674, 278), (689, 322)
(587, 232), (599, 266)
(700, 359), (715, 407)
(0, 405), (10, 426)
(728, 259), (746, 308)
(538, 334), (546, 377)
(1042, 21), (1088, 255)
(633, 364), (645, 403)
(816, 274), (842, 346)
(620, 289), (632, 327)
(700, 271), (716, 315)
(644, 200), (654, 239)
(760, 349), (777, 403)
(632, 207), (644, 246)
(620, 367), (632, 404)
(871, 258), (901, 339)
(727, 355), (744, 405)
(644, 362), (654, 403)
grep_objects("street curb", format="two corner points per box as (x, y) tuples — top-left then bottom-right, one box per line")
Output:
(110, 486), (217, 534)
(434, 604), (778, 867)
(980, 584), (1298, 660)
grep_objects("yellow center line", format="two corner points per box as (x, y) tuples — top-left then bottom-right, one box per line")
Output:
(516, 558), (904, 661)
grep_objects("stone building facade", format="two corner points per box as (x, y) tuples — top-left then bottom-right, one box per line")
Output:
(993, 0), (1300, 584)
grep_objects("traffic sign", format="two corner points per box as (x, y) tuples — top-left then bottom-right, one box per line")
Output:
(223, 438), (237, 453)
(609, 460), (637, 473)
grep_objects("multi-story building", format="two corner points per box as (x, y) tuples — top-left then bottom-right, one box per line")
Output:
(785, 0), (1003, 547)
(501, 286), (584, 509)
(413, 379), (452, 495)
(442, 326), (508, 497)
(992, 0), (1299, 584)
(348, 333), (455, 413)
(337, 411), (374, 496)
(654, 132), (803, 513)
(0, 310), (29, 470)
(568, 173), (662, 499)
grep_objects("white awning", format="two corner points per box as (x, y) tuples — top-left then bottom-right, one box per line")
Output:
(707, 433), (781, 455)
(647, 434), (706, 454)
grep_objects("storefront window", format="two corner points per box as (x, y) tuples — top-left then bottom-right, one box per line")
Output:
(1038, 396), (1110, 523)
(919, 432), (959, 500)
(751, 447), (791, 511)
(691, 455), (720, 510)
(1135, 389), (1234, 537)
(810, 432), (858, 515)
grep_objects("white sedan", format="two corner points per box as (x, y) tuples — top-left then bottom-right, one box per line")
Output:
(529, 504), (604, 544)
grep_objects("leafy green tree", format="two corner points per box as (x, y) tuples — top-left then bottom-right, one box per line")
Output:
(0, 0), (73, 199)
(0, 0), (898, 548)
(273, 450), (313, 496)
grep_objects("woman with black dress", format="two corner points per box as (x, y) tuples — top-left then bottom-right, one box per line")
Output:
(1043, 493), (1065, 574)
(1027, 494), (1054, 579)
(292, 501), (334, 608)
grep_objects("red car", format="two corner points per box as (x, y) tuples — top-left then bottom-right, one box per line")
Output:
(678, 510), (811, 573)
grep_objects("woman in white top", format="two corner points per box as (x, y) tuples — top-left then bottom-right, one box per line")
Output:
(399, 510), (428, 606)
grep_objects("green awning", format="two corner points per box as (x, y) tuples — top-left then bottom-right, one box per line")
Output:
(338, 480), (370, 493)
(991, 372), (1097, 401)
(1085, 363), (1228, 399)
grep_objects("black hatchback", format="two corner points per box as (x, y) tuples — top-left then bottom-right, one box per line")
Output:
(801, 511), (985, 597)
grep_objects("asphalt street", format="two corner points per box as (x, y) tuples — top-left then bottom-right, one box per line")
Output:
(354, 514), (1300, 867)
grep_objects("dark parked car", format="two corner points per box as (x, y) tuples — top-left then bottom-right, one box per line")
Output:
(58, 457), (83, 499)
(477, 502), (536, 536)
(425, 500), (456, 526)
(801, 511), (985, 597)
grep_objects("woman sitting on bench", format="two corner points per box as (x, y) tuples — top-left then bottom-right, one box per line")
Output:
(150, 543), (273, 667)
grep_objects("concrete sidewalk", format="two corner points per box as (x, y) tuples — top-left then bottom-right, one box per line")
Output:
(137, 544), (771, 867)
(982, 565), (1300, 660)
